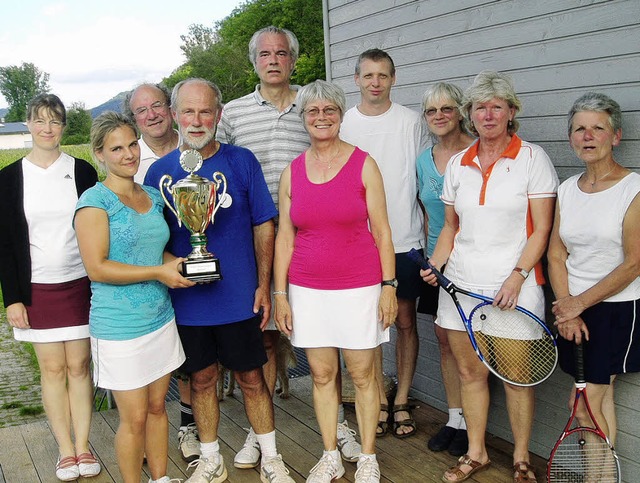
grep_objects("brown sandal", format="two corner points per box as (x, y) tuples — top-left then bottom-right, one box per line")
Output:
(376, 403), (389, 437)
(513, 461), (537, 482)
(442, 454), (491, 482)
(392, 403), (417, 438)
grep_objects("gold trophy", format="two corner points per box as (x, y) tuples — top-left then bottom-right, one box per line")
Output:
(160, 150), (228, 282)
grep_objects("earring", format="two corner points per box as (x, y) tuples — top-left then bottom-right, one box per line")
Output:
(508, 119), (514, 128)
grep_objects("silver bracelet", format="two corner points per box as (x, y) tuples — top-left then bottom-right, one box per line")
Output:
(273, 290), (288, 296)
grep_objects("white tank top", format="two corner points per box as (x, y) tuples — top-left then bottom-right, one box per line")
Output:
(558, 171), (640, 302)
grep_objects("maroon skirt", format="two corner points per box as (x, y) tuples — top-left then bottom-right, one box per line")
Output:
(26, 277), (91, 330)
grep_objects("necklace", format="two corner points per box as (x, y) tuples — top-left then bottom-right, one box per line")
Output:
(589, 164), (616, 186)
(313, 145), (341, 170)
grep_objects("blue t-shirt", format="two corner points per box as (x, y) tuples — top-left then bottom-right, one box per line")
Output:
(145, 143), (277, 326)
(75, 183), (174, 340)
(417, 147), (445, 256)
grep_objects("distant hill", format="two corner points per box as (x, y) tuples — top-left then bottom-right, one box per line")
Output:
(90, 91), (129, 118)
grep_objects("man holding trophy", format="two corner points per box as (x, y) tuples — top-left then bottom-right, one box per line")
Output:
(145, 78), (294, 483)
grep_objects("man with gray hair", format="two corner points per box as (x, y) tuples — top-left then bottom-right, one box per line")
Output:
(217, 26), (363, 468)
(145, 78), (294, 483)
(123, 83), (181, 183)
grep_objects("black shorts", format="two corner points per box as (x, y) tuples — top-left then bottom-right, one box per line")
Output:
(417, 281), (439, 316)
(396, 250), (427, 301)
(558, 299), (640, 384)
(177, 316), (267, 374)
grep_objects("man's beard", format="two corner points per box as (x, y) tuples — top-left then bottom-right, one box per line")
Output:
(182, 125), (217, 150)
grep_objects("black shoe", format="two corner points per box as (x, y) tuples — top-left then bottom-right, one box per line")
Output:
(427, 425), (457, 452)
(448, 429), (469, 456)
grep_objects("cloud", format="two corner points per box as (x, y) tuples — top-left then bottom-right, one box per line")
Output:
(42, 2), (68, 16)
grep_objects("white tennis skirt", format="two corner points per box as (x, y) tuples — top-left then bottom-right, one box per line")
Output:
(91, 319), (185, 391)
(289, 283), (390, 349)
(436, 284), (546, 336)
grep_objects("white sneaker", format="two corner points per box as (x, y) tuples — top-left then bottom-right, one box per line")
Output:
(234, 428), (261, 468)
(260, 454), (295, 482)
(306, 452), (345, 483)
(55, 455), (79, 482)
(355, 457), (380, 483)
(185, 455), (228, 483)
(178, 423), (201, 462)
(148, 477), (183, 483)
(337, 420), (361, 462)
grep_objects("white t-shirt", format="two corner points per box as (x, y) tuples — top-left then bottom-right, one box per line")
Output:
(442, 136), (558, 290)
(22, 153), (86, 283)
(135, 130), (181, 184)
(340, 102), (429, 252)
(559, 172), (640, 302)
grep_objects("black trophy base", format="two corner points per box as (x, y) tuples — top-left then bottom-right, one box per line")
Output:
(182, 258), (222, 283)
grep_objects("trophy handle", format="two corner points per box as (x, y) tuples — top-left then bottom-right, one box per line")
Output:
(159, 174), (182, 227)
(210, 172), (228, 222)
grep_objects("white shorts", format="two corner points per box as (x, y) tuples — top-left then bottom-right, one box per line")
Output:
(91, 319), (185, 391)
(435, 285), (546, 335)
(289, 283), (390, 349)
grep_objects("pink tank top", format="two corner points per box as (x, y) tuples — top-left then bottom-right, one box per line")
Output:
(288, 147), (382, 289)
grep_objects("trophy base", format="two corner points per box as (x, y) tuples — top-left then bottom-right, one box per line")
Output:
(182, 258), (222, 283)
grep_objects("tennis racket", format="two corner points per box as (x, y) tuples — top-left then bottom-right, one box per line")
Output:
(547, 343), (621, 482)
(408, 248), (557, 386)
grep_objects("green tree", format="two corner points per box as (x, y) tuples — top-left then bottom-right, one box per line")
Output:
(164, 0), (325, 101)
(0, 62), (50, 122)
(61, 102), (92, 145)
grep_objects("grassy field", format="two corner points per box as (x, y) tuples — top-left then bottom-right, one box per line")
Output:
(0, 145), (95, 170)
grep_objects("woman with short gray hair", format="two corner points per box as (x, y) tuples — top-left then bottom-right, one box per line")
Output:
(274, 80), (396, 483)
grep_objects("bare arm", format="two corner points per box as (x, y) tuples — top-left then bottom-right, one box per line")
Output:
(252, 217), (276, 328)
(553, 192), (640, 321)
(421, 204), (458, 284)
(363, 155), (398, 328)
(273, 165), (295, 335)
(493, 196), (555, 309)
(75, 207), (194, 288)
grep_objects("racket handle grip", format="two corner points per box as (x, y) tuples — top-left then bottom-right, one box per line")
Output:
(407, 248), (450, 288)
(574, 342), (586, 383)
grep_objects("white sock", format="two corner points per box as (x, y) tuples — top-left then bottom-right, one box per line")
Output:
(326, 448), (340, 460)
(337, 404), (345, 422)
(255, 430), (277, 460)
(447, 408), (463, 429)
(200, 440), (220, 460)
(358, 453), (377, 465)
(459, 416), (467, 430)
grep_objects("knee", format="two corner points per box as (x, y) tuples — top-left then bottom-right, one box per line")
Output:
(40, 361), (67, 382)
(457, 363), (486, 385)
(66, 357), (91, 379)
(190, 367), (218, 394)
(236, 369), (267, 395)
(311, 366), (338, 387)
(348, 366), (375, 390)
(121, 410), (147, 433)
(147, 398), (167, 417)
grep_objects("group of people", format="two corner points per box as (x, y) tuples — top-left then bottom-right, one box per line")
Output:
(0, 24), (638, 483)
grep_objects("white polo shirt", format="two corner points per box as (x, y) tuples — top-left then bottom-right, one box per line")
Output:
(442, 135), (558, 290)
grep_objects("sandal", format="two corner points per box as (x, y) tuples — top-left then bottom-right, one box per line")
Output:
(77, 451), (101, 477)
(392, 403), (417, 438)
(376, 403), (389, 437)
(442, 454), (491, 482)
(513, 461), (537, 482)
(55, 455), (79, 482)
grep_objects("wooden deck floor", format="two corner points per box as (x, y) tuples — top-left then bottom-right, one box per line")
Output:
(0, 376), (546, 483)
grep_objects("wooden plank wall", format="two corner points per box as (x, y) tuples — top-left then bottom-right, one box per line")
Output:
(324, 0), (640, 481)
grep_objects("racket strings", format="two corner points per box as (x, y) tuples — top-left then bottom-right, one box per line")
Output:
(471, 307), (556, 385)
(548, 430), (619, 482)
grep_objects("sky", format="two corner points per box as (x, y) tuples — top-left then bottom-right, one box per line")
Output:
(0, 0), (243, 110)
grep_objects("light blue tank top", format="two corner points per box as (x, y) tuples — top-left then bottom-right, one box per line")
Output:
(417, 147), (445, 256)
(75, 183), (174, 340)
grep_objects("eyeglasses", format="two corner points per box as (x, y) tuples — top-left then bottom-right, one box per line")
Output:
(424, 106), (457, 117)
(32, 119), (64, 128)
(133, 101), (168, 118)
(304, 106), (340, 118)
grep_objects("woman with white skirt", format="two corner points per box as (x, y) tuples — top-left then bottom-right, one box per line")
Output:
(74, 111), (195, 483)
(274, 80), (397, 483)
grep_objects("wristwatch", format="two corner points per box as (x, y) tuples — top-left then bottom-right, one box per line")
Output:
(513, 267), (530, 279)
(382, 278), (399, 288)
